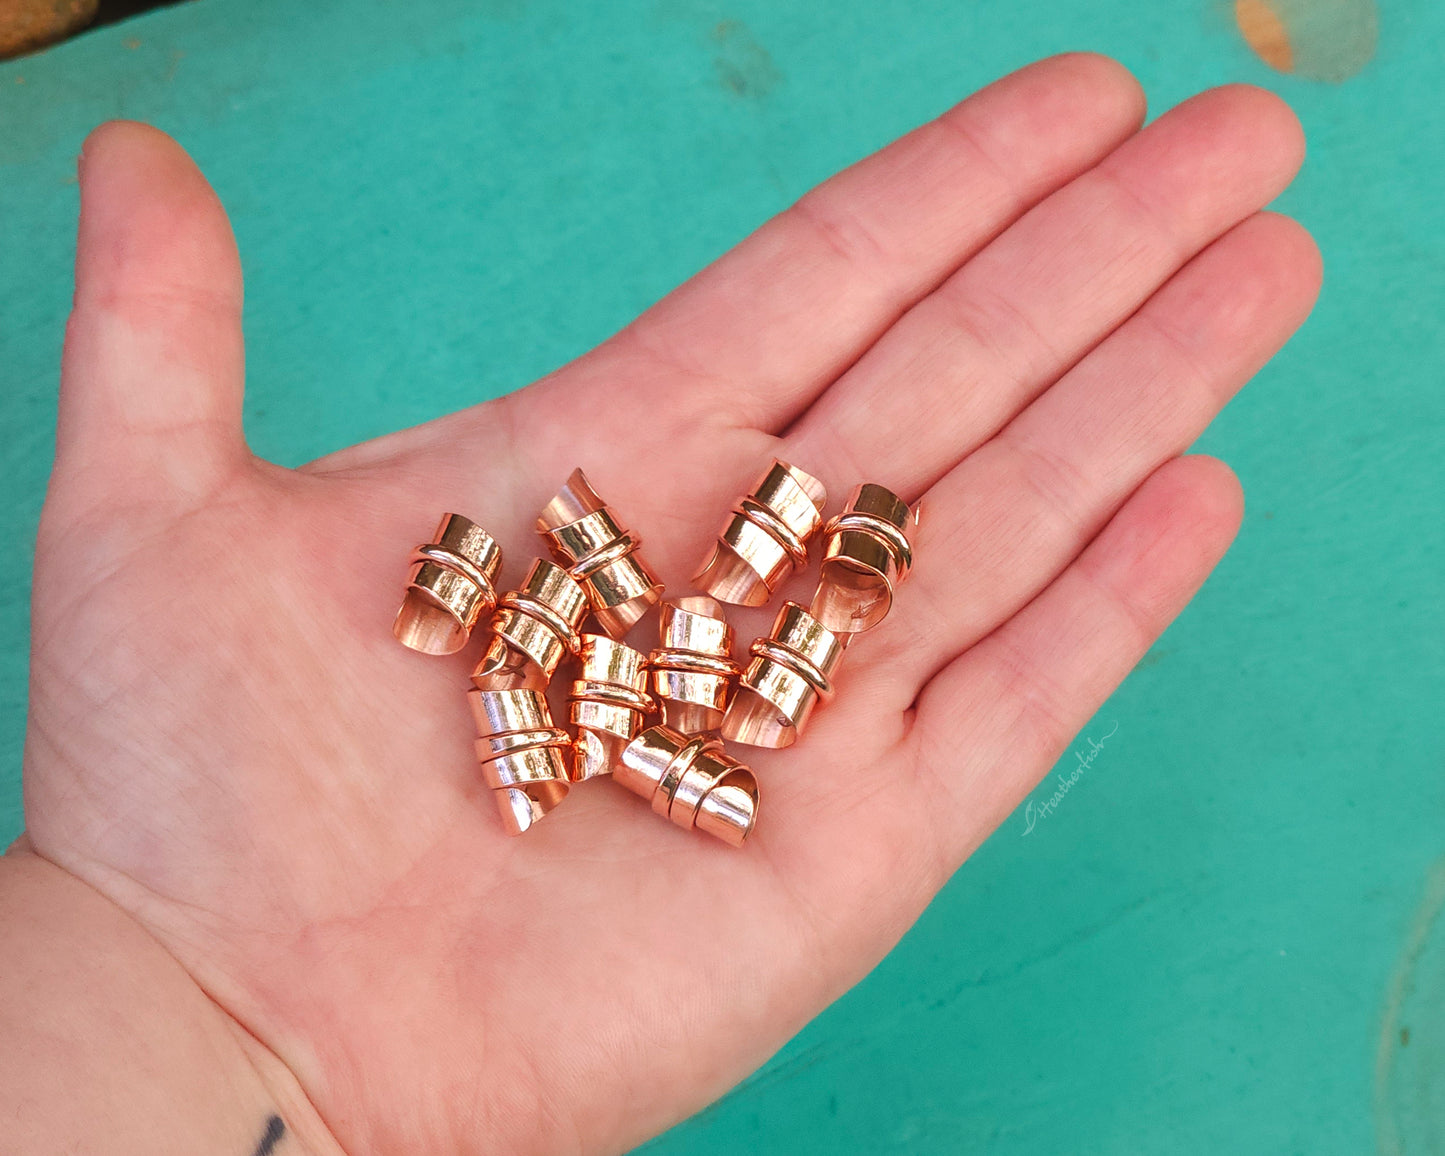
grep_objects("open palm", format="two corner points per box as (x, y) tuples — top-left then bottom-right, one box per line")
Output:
(19, 55), (1319, 1156)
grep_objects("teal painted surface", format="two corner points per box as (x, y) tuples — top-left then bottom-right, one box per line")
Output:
(0, 1), (1440, 1152)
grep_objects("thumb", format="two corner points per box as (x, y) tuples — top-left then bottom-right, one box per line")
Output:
(53, 121), (248, 519)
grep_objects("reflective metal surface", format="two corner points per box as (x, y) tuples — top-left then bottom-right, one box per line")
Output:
(568, 634), (655, 780)
(467, 686), (571, 834)
(722, 601), (845, 749)
(536, 468), (664, 637)
(694, 459), (827, 607)
(811, 483), (919, 634)
(615, 724), (759, 847)
(648, 595), (739, 734)
(394, 513), (504, 655)
(472, 558), (587, 689)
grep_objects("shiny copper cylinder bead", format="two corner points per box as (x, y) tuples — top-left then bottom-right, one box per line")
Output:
(648, 596), (739, 734)
(694, 459), (827, 607)
(467, 687), (571, 835)
(616, 725), (759, 848)
(722, 601), (845, 749)
(471, 559), (588, 690)
(811, 483), (919, 634)
(569, 635), (655, 781)
(394, 513), (504, 655)
(536, 468), (663, 638)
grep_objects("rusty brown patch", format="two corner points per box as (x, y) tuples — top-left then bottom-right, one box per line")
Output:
(1234, 0), (1377, 81)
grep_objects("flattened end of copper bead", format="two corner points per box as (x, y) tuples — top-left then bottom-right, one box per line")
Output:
(536, 468), (664, 639)
(474, 559), (588, 688)
(811, 483), (919, 634)
(719, 688), (798, 749)
(493, 779), (570, 836)
(693, 776), (759, 848)
(535, 467), (603, 536)
(468, 687), (571, 835)
(471, 636), (546, 692)
(693, 541), (774, 607)
(393, 575), (479, 655)
(590, 591), (662, 640)
(616, 725), (759, 847)
(569, 635), (654, 779)
(649, 596), (738, 734)
(572, 728), (629, 782)
(694, 460), (827, 607)
(394, 513), (503, 655)
(721, 601), (845, 749)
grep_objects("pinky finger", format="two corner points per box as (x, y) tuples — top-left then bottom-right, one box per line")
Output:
(910, 454), (1244, 866)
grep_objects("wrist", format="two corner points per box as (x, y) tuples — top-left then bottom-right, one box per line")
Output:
(0, 843), (343, 1156)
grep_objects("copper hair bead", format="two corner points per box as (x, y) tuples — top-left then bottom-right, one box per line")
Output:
(569, 635), (655, 781)
(536, 468), (664, 638)
(648, 596), (738, 734)
(694, 460), (827, 607)
(471, 559), (588, 690)
(616, 725), (759, 848)
(811, 483), (919, 634)
(467, 687), (571, 835)
(394, 513), (504, 655)
(722, 601), (845, 749)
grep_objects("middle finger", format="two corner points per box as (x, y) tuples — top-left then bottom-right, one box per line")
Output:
(781, 84), (1304, 499)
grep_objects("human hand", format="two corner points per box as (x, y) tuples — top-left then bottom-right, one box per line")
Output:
(13, 54), (1318, 1155)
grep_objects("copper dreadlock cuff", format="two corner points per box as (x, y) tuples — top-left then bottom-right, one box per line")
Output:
(648, 596), (739, 734)
(472, 559), (588, 689)
(394, 513), (504, 655)
(569, 635), (655, 781)
(615, 725), (759, 847)
(694, 459), (827, 607)
(721, 601), (845, 749)
(811, 483), (920, 635)
(467, 687), (571, 835)
(537, 469), (664, 638)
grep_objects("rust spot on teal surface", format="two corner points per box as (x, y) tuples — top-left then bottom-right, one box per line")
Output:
(1375, 856), (1445, 1154)
(1235, 0), (1377, 81)
(711, 20), (780, 99)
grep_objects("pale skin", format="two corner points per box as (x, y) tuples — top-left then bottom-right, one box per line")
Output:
(0, 54), (1320, 1155)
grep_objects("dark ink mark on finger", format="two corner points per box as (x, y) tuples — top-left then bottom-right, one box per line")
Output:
(252, 1115), (285, 1156)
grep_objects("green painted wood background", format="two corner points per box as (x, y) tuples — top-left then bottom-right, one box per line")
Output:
(1, 1), (1440, 1152)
